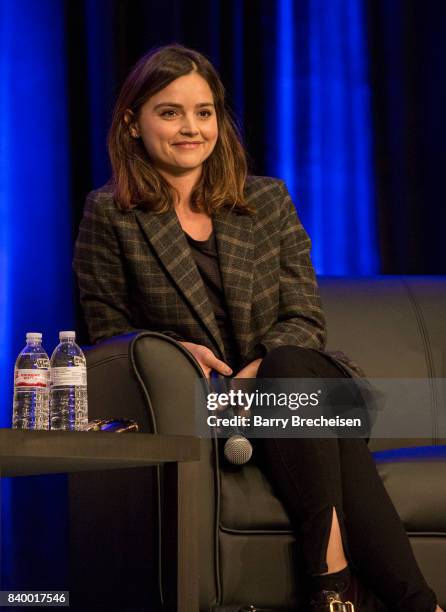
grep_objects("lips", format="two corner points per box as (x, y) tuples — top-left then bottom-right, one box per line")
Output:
(172, 142), (203, 148)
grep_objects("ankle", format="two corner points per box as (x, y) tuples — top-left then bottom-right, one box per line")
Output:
(315, 562), (349, 576)
(309, 565), (351, 594)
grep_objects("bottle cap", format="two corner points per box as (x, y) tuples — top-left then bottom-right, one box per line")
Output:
(59, 331), (76, 341)
(26, 332), (42, 342)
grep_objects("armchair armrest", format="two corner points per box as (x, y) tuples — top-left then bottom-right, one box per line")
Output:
(84, 331), (205, 435)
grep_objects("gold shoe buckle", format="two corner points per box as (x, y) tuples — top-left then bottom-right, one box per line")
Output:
(328, 596), (355, 612)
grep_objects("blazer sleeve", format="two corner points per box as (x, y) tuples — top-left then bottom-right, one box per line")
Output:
(251, 181), (327, 357)
(73, 192), (182, 345)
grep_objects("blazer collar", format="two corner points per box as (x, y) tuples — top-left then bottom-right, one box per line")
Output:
(135, 206), (223, 356)
(135, 205), (254, 361)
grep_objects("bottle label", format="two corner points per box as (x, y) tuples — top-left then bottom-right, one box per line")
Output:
(50, 366), (87, 387)
(15, 369), (49, 388)
(36, 357), (50, 368)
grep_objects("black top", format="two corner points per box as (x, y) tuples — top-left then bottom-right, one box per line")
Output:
(185, 231), (241, 371)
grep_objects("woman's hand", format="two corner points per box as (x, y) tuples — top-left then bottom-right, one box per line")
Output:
(230, 358), (263, 418)
(233, 358), (263, 379)
(179, 341), (232, 379)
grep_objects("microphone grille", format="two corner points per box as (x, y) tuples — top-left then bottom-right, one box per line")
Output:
(224, 435), (253, 465)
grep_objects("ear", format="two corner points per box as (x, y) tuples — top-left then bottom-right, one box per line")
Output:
(124, 109), (140, 139)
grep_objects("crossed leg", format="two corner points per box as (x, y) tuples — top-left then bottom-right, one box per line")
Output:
(255, 345), (439, 611)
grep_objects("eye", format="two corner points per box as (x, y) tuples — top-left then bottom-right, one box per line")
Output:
(198, 110), (213, 118)
(160, 110), (178, 118)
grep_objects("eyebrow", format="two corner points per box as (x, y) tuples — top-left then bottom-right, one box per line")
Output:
(153, 102), (215, 110)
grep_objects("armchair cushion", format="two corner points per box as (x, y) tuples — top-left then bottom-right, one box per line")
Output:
(220, 464), (293, 531)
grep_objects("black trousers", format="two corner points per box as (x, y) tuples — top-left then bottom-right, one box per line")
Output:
(250, 346), (437, 612)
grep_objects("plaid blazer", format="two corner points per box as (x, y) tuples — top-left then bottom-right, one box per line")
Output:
(73, 175), (364, 377)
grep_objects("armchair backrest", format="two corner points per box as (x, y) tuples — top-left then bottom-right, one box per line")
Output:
(319, 276), (446, 450)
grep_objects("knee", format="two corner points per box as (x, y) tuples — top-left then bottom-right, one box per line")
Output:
(258, 345), (320, 378)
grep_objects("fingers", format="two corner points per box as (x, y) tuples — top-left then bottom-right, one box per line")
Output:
(179, 342), (232, 378)
(204, 351), (232, 376)
(233, 358), (262, 379)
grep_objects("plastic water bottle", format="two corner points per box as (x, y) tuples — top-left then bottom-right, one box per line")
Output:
(13, 332), (50, 430)
(50, 331), (88, 430)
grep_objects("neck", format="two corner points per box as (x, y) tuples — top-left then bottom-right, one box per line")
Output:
(158, 166), (202, 210)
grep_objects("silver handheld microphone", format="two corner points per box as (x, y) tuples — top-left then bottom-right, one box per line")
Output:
(210, 371), (253, 465)
(223, 433), (253, 465)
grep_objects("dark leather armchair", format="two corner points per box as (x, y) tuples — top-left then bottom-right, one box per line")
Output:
(69, 276), (446, 611)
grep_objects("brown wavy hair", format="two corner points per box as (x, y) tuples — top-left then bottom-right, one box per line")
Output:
(108, 44), (251, 213)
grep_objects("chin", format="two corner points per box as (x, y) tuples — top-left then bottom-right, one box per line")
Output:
(172, 158), (206, 170)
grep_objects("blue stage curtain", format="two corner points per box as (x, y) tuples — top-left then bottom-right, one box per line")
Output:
(0, 0), (72, 424)
(0, 0), (71, 590)
(270, 0), (379, 275)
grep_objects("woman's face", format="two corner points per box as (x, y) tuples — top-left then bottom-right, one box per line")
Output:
(130, 72), (218, 178)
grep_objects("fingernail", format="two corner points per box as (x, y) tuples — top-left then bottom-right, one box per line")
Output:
(225, 367), (232, 375)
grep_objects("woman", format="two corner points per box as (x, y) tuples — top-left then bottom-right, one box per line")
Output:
(73, 44), (442, 612)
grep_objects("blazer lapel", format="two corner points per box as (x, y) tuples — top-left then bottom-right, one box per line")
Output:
(213, 209), (254, 358)
(135, 207), (225, 356)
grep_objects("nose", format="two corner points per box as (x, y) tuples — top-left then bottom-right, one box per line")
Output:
(179, 112), (199, 135)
